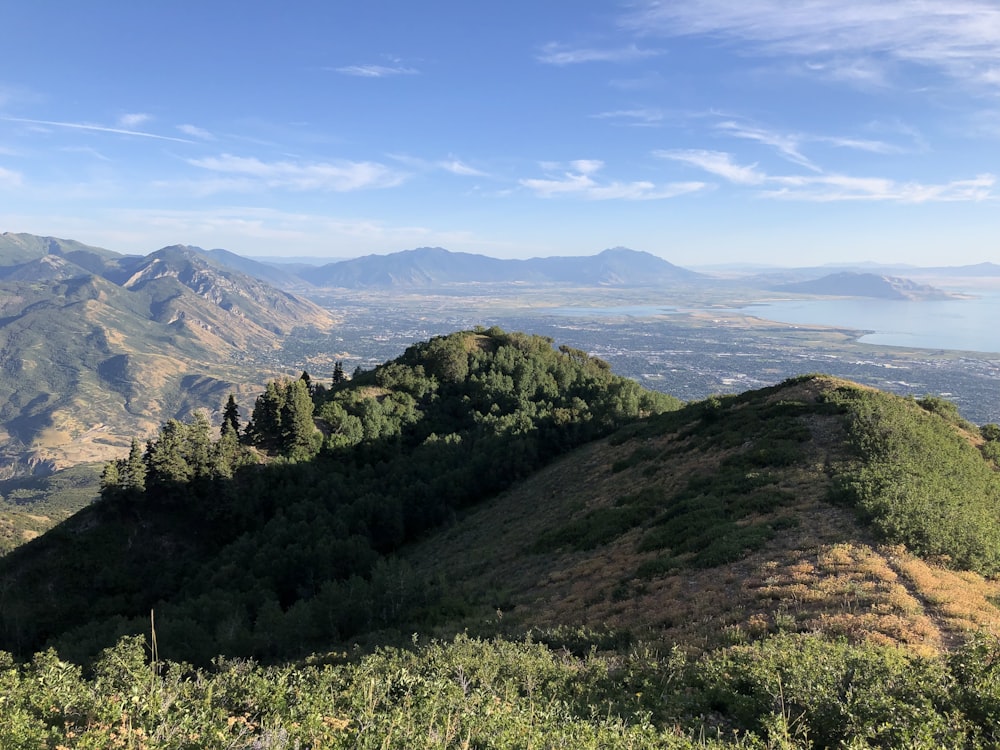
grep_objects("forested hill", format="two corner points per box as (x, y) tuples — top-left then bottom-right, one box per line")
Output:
(7, 332), (1000, 747)
(0, 328), (681, 663)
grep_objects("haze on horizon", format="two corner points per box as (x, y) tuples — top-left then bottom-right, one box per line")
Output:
(1, 1), (998, 267)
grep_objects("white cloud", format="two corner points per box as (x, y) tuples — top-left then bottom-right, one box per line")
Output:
(387, 153), (490, 178)
(765, 172), (996, 202)
(177, 124), (214, 140)
(816, 135), (904, 154)
(118, 113), (151, 128)
(659, 147), (996, 203)
(0, 166), (22, 188)
(537, 42), (662, 66)
(714, 121), (817, 170)
(439, 159), (488, 177)
(185, 153), (408, 192)
(591, 109), (665, 126)
(656, 149), (766, 185)
(521, 160), (705, 200)
(622, 0), (1000, 90)
(333, 64), (418, 77)
(570, 159), (604, 175)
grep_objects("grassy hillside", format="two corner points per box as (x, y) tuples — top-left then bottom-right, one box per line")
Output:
(408, 375), (1000, 656)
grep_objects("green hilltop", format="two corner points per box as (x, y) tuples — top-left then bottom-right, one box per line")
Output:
(5, 327), (1000, 747)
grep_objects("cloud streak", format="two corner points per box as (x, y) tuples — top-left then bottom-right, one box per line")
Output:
(521, 160), (705, 200)
(658, 149), (995, 203)
(0, 116), (195, 143)
(622, 0), (1000, 89)
(185, 153), (408, 192)
(590, 109), (665, 126)
(333, 64), (418, 77)
(537, 42), (662, 66)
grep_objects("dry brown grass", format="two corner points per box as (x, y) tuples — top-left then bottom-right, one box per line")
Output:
(406, 385), (1000, 657)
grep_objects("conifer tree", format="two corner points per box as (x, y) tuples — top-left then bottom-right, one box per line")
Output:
(186, 411), (213, 479)
(122, 437), (146, 491)
(332, 361), (345, 385)
(223, 394), (240, 434)
(280, 378), (319, 460)
(145, 419), (192, 488)
(246, 380), (286, 448)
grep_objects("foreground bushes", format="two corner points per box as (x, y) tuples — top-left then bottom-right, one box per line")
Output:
(4, 631), (1000, 748)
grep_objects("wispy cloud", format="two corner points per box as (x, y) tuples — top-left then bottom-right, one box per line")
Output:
(184, 153), (408, 192)
(0, 166), (22, 188)
(333, 64), (418, 77)
(656, 149), (765, 184)
(118, 113), (151, 128)
(713, 117), (909, 162)
(387, 153), (490, 178)
(816, 135), (904, 154)
(765, 173), (995, 202)
(439, 159), (488, 177)
(714, 120), (817, 170)
(621, 0), (1000, 90)
(521, 159), (705, 200)
(660, 148), (995, 203)
(591, 109), (665, 126)
(537, 42), (662, 66)
(177, 123), (214, 140)
(0, 116), (195, 144)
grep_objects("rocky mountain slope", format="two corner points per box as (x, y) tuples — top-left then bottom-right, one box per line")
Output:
(0, 235), (335, 476)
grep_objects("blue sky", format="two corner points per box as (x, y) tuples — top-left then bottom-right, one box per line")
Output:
(1, 1), (999, 266)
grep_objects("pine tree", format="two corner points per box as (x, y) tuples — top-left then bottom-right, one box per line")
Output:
(145, 419), (192, 488)
(332, 361), (345, 385)
(246, 380), (286, 448)
(99, 460), (120, 499)
(223, 394), (240, 434)
(186, 411), (213, 479)
(122, 437), (146, 491)
(280, 378), (319, 460)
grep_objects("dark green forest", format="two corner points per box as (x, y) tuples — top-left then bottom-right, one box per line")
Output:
(0, 328), (680, 664)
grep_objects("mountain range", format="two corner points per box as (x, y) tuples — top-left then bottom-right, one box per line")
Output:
(298, 246), (705, 287)
(0, 231), (965, 476)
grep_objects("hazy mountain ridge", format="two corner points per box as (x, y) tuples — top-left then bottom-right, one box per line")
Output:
(302, 246), (705, 288)
(771, 271), (957, 300)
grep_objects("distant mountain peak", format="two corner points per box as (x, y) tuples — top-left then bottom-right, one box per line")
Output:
(773, 271), (955, 300)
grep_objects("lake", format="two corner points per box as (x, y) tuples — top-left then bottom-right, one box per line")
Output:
(549, 294), (1000, 355)
(735, 295), (1000, 354)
